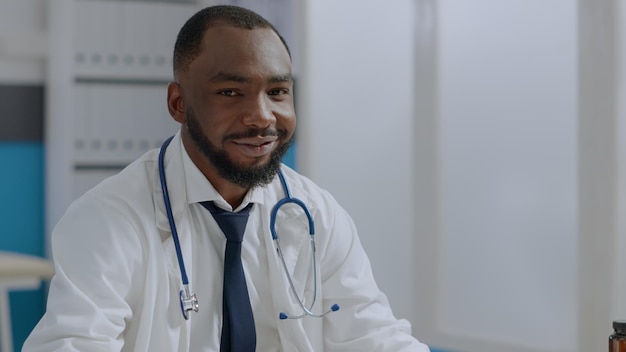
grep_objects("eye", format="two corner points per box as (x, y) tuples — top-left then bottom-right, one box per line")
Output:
(218, 90), (240, 97)
(268, 88), (290, 97)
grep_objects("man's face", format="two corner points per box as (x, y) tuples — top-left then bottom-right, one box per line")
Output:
(175, 25), (295, 188)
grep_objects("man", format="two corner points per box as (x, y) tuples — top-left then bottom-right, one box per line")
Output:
(23, 5), (430, 351)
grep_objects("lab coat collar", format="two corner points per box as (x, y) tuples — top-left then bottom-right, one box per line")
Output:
(181, 144), (265, 212)
(153, 131), (268, 232)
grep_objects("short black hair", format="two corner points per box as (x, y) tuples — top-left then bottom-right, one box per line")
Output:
(173, 5), (291, 77)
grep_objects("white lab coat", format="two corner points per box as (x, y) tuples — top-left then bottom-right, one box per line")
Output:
(23, 133), (430, 352)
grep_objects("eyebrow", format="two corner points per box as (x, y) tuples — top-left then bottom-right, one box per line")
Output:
(268, 74), (292, 83)
(209, 71), (292, 84)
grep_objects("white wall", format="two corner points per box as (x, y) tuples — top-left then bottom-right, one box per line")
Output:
(578, 1), (619, 350)
(297, 0), (417, 325)
(301, 1), (624, 352)
(437, 1), (577, 350)
(411, 1), (621, 352)
(617, 0), (626, 323)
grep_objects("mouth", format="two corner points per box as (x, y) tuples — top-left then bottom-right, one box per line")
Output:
(232, 136), (278, 158)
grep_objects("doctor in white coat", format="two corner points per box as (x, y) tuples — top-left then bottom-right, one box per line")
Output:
(23, 5), (430, 352)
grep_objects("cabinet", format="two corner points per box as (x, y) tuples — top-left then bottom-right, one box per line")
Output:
(46, 1), (195, 229)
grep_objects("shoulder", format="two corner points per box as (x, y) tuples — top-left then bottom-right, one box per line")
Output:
(54, 150), (160, 246)
(77, 150), (158, 216)
(49, 150), (164, 285)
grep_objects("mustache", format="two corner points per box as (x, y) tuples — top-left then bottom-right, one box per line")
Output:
(224, 128), (286, 140)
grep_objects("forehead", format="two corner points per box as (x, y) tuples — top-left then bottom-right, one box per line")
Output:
(185, 25), (292, 81)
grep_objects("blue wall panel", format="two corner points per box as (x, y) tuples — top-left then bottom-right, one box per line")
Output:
(282, 142), (296, 170)
(0, 142), (46, 351)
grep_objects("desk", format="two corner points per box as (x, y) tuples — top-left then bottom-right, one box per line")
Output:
(0, 252), (53, 352)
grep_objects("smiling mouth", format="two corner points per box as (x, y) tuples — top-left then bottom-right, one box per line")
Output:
(232, 138), (278, 158)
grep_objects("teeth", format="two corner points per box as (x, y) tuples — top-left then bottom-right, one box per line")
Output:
(236, 139), (274, 147)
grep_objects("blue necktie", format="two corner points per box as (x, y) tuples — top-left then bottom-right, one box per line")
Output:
(200, 201), (256, 352)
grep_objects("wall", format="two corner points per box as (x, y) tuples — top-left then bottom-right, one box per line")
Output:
(0, 1), (48, 350)
(616, 0), (626, 323)
(0, 139), (45, 350)
(411, 1), (622, 351)
(298, 0), (417, 330)
(436, 1), (577, 350)
(300, 0), (625, 351)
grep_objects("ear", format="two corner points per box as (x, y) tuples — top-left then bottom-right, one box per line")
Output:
(167, 82), (186, 124)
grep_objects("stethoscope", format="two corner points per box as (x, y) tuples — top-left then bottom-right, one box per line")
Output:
(158, 136), (339, 320)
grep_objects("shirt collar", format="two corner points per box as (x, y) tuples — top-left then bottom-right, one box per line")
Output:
(180, 138), (266, 212)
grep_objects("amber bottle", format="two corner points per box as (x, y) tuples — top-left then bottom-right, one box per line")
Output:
(610, 321), (626, 351)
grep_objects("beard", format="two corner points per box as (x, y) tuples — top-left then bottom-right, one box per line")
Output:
(186, 108), (292, 189)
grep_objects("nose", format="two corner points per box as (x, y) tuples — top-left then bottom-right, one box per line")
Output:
(242, 94), (276, 129)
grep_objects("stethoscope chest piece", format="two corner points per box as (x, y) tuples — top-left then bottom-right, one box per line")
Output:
(180, 287), (199, 320)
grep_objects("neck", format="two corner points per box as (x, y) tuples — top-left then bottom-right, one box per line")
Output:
(181, 134), (249, 209)
(212, 182), (248, 209)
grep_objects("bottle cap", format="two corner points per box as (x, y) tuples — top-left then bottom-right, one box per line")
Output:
(614, 320), (626, 332)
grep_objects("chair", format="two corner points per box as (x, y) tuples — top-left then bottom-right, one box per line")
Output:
(0, 251), (53, 352)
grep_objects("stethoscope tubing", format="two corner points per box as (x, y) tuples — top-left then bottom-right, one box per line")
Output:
(158, 136), (338, 320)
(159, 136), (198, 320)
(271, 166), (339, 319)
(158, 136), (189, 286)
